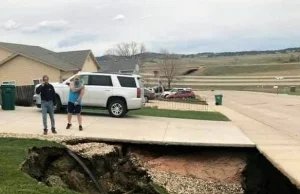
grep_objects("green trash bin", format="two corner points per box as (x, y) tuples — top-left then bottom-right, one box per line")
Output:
(215, 94), (223, 106)
(290, 86), (296, 93)
(1, 85), (16, 110)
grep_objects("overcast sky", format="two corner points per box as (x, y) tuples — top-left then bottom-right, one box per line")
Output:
(1, 0), (300, 55)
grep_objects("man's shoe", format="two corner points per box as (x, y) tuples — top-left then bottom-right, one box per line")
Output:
(66, 123), (72, 129)
(79, 125), (83, 131)
(43, 129), (48, 135)
(51, 128), (57, 134)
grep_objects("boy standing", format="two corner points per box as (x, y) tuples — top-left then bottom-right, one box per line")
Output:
(66, 75), (85, 131)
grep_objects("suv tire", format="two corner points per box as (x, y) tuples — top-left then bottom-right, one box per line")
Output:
(54, 95), (62, 113)
(108, 99), (127, 118)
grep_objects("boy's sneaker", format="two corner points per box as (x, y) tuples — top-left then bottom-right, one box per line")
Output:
(43, 129), (48, 135)
(51, 128), (57, 134)
(66, 123), (72, 129)
(79, 125), (83, 131)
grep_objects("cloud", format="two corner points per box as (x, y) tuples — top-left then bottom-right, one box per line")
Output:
(113, 14), (125, 21)
(23, 20), (69, 33)
(2, 0), (300, 55)
(57, 34), (98, 48)
(141, 15), (153, 20)
(3, 20), (20, 30)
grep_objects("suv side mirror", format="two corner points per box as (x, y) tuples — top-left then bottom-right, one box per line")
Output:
(66, 82), (70, 86)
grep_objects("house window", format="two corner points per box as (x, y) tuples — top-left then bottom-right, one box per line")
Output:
(33, 79), (42, 86)
(2, 81), (16, 85)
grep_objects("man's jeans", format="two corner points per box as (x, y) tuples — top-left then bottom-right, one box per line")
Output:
(41, 101), (55, 130)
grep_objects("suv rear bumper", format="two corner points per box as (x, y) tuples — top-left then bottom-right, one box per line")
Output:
(127, 98), (143, 110)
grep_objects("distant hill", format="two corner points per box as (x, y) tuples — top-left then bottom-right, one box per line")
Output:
(96, 47), (300, 61)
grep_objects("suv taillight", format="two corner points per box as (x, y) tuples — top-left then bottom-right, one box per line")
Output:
(137, 88), (141, 98)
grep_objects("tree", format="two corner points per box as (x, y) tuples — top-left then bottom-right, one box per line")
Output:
(158, 49), (180, 89)
(104, 48), (116, 56)
(115, 43), (130, 57)
(138, 43), (147, 67)
(289, 54), (297, 62)
(130, 41), (138, 56)
(105, 41), (146, 58)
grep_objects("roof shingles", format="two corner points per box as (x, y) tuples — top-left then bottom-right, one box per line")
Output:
(98, 57), (139, 73)
(0, 42), (96, 71)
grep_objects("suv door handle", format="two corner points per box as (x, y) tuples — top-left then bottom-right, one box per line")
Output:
(105, 89), (111, 92)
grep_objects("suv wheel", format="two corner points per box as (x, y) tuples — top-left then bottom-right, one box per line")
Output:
(108, 99), (127, 118)
(54, 96), (62, 113)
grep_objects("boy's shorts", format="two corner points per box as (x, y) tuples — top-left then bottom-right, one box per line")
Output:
(67, 102), (82, 114)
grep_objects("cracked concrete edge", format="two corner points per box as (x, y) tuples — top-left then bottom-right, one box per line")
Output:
(257, 147), (300, 189)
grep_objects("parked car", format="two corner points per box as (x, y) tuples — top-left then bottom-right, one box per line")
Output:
(144, 88), (155, 103)
(146, 87), (155, 93)
(166, 90), (195, 99)
(152, 86), (165, 98)
(161, 88), (192, 98)
(33, 72), (144, 117)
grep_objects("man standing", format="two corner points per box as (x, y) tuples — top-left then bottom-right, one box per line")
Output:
(66, 75), (85, 131)
(36, 75), (57, 135)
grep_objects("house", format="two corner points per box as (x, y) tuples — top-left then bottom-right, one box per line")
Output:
(0, 42), (100, 86)
(97, 57), (139, 74)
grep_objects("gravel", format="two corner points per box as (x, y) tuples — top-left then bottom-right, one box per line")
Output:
(0, 133), (84, 143)
(67, 142), (116, 158)
(148, 171), (244, 194)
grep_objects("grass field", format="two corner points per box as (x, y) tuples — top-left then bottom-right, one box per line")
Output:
(83, 108), (230, 121)
(141, 53), (300, 76)
(0, 138), (76, 194)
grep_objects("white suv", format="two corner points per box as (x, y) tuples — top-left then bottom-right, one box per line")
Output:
(33, 72), (144, 117)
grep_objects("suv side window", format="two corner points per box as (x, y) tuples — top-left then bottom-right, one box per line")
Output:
(117, 76), (137, 88)
(80, 75), (89, 85)
(89, 75), (113, 86)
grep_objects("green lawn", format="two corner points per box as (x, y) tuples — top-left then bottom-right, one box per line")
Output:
(87, 107), (229, 121)
(129, 108), (230, 121)
(83, 108), (229, 121)
(0, 138), (77, 194)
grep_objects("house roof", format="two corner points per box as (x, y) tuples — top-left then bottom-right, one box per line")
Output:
(0, 42), (98, 71)
(98, 57), (139, 73)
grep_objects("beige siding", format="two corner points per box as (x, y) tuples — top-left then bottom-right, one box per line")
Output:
(60, 70), (78, 81)
(0, 48), (13, 62)
(0, 56), (60, 86)
(81, 55), (99, 72)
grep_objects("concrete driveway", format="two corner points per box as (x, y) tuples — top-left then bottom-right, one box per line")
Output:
(200, 90), (300, 188)
(0, 106), (254, 147)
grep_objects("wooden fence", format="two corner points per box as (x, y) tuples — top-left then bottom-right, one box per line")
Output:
(0, 85), (35, 106)
(16, 85), (35, 106)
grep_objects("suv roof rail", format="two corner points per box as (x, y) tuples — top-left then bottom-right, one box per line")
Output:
(91, 72), (138, 76)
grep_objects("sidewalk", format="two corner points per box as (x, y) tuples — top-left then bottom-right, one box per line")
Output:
(0, 106), (254, 147)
